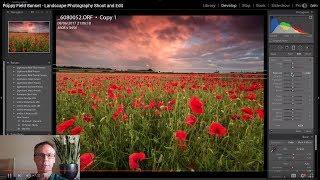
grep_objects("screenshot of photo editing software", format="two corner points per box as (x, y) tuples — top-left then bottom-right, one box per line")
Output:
(1, 0), (319, 179)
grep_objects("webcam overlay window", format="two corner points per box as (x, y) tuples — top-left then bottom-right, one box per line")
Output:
(1, 1), (318, 179)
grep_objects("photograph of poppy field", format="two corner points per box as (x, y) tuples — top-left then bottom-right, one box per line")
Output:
(8, 21), (50, 53)
(56, 16), (265, 172)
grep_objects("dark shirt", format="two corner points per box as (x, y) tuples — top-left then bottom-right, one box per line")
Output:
(27, 173), (67, 180)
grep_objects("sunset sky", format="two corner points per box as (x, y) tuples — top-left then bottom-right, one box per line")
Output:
(56, 16), (264, 72)
(9, 21), (49, 33)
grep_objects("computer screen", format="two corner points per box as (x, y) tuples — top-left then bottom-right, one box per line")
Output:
(1, 0), (318, 179)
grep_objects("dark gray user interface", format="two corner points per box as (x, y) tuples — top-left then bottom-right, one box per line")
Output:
(2, 10), (53, 134)
(268, 10), (317, 179)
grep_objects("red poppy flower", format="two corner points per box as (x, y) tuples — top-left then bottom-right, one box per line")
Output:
(185, 114), (197, 126)
(256, 109), (264, 120)
(242, 113), (253, 121)
(157, 101), (164, 109)
(70, 126), (83, 135)
(133, 99), (143, 109)
(91, 93), (102, 103)
(145, 100), (156, 110)
(165, 99), (176, 111)
(175, 130), (187, 142)
(83, 114), (93, 122)
(165, 106), (172, 111)
(227, 90), (236, 94)
(92, 103), (98, 110)
(110, 84), (121, 90)
(189, 96), (204, 115)
(68, 88), (77, 94)
(238, 84), (246, 91)
(126, 88), (132, 95)
(229, 93), (237, 100)
(129, 152), (146, 170)
(247, 82), (259, 91)
(122, 113), (128, 122)
(215, 94), (223, 100)
(245, 92), (256, 101)
(241, 107), (254, 116)
(168, 99), (176, 106)
(77, 88), (86, 96)
(174, 130), (188, 150)
(56, 117), (76, 134)
(112, 104), (124, 120)
(107, 88), (116, 100)
(80, 153), (95, 171)
(208, 122), (228, 138)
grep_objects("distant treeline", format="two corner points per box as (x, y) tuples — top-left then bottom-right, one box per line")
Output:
(56, 66), (156, 73)
(55, 66), (264, 74)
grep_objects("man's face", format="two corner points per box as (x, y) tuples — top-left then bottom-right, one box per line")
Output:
(33, 144), (56, 173)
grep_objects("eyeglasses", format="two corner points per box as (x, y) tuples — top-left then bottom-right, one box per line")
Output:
(34, 153), (56, 159)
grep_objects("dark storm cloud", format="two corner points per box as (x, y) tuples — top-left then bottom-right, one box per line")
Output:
(9, 21), (49, 33)
(56, 16), (264, 72)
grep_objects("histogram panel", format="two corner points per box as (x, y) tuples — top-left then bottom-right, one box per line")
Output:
(270, 16), (313, 35)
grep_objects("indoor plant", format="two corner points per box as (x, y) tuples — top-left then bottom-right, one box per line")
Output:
(53, 135), (80, 180)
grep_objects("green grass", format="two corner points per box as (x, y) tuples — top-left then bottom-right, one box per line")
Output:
(56, 72), (264, 172)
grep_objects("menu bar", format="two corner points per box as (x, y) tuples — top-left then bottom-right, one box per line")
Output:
(2, 1), (319, 10)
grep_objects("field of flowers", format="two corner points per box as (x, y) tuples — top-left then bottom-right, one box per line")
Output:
(56, 72), (264, 172)
(9, 32), (49, 52)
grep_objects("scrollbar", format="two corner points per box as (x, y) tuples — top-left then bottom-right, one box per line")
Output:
(315, 135), (317, 150)
(2, 61), (5, 135)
